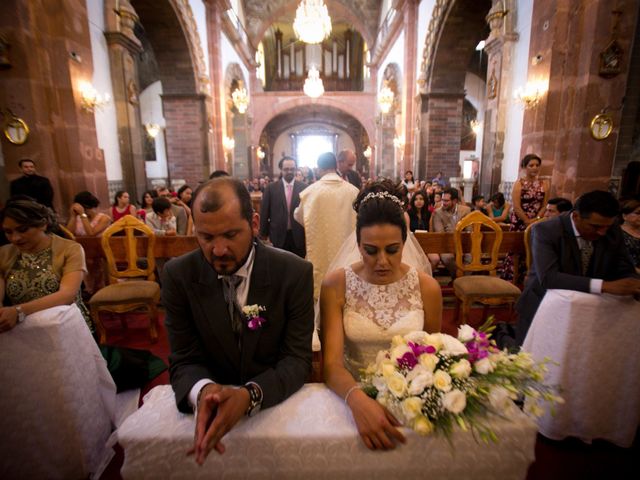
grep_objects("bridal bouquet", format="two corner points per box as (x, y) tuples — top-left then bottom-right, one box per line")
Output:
(360, 321), (561, 441)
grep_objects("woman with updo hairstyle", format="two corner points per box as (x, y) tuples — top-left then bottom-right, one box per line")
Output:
(0, 198), (92, 333)
(503, 154), (549, 280)
(321, 180), (442, 452)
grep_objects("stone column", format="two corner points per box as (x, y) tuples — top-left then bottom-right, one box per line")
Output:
(104, 0), (147, 199)
(480, 0), (519, 195)
(521, 0), (639, 198)
(421, 92), (465, 181)
(401, 0), (418, 174)
(205, 0), (228, 171)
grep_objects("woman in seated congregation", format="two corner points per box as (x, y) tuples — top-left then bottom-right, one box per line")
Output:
(66, 190), (111, 237)
(321, 182), (442, 451)
(111, 190), (138, 222)
(0, 199), (93, 334)
(406, 190), (431, 232)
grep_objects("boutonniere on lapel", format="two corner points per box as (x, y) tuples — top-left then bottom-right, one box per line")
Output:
(242, 304), (267, 330)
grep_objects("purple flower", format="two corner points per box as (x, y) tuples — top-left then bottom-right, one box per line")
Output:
(247, 316), (266, 331)
(408, 341), (436, 356)
(397, 351), (418, 370)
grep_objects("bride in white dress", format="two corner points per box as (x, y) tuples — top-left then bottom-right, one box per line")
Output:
(321, 183), (442, 451)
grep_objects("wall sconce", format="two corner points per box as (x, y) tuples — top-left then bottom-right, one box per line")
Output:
(514, 80), (548, 109)
(232, 84), (249, 114)
(470, 120), (481, 135)
(393, 134), (405, 150)
(144, 123), (161, 138)
(79, 81), (111, 112)
(256, 146), (266, 160)
(223, 135), (235, 152)
(363, 146), (372, 159)
(378, 81), (394, 114)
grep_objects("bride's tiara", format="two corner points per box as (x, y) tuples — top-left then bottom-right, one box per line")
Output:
(360, 191), (403, 208)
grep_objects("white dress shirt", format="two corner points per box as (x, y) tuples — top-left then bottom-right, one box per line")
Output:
(188, 245), (256, 408)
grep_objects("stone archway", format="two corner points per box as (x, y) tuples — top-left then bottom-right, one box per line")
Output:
(257, 103), (371, 176)
(417, 0), (492, 183)
(103, 0), (209, 195)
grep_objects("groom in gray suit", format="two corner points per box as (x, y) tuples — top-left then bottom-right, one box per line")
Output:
(515, 190), (640, 345)
(162, 177), (314, 463)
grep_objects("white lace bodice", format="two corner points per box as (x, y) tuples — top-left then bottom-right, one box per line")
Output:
(343, 266), (424, 379)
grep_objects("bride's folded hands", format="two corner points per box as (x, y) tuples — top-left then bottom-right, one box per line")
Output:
(346, 386), (406, 450)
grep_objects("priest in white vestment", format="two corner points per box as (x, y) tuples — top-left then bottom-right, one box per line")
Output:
(294, 152), (359, 299)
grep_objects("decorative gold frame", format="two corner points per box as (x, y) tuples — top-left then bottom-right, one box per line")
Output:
(590, 113), (613, 140)
(3, 115), (29, 145)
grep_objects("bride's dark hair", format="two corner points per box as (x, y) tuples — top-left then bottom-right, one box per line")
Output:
(353, 179), (407, 244)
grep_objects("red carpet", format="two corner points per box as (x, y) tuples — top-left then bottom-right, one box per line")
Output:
(99, 307), (638, 480)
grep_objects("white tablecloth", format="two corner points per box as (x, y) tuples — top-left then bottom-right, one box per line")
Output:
(118, 384), (537, 479)
(523, 289), (640, 447)
(0, 305), (117, 479)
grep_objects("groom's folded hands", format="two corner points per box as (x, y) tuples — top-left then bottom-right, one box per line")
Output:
(189, 383), (251, 464)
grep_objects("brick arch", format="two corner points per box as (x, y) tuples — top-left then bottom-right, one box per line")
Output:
(420, 0), (492, 94)
(251, 96), (375, 148)
(130, 0), (202, 94)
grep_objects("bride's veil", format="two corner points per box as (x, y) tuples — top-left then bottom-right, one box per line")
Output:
(312, 229), (432, 349)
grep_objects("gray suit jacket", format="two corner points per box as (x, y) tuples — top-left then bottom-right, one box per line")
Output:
(259, 180), (306, 252)
(515, 213), (636, 344)
(162, 241), (314, 412)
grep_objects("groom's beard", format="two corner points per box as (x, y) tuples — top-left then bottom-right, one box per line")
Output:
(209, 240), (254, 276)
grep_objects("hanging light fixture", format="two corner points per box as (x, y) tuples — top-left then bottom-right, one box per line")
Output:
(393, 134), (405, 150)
(231, 83), (249, 114)
(303, 66), (325, 98)
(144, 123), (161, 138)
(470, 119), (481, 135)
(257, 146), (266, 160)
(223, 136), (235, 152)
(378, 81), (394, 114)
(78, 81), (111, 112)
(293, 0), (332, 44)
(363, 146), (372, 159)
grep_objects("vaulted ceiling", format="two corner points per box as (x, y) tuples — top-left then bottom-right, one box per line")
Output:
(242, 0), (382, 47)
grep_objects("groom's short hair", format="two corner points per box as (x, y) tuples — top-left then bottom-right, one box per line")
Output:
(192, 177), (253, 223)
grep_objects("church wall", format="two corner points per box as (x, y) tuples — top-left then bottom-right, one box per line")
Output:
(87, 0), (122, 184)
(416, 0), (436, 79)
(189, 0), (210, 75)
(502, 0), (533, 186)
(140, 81), (168, 182)
(461, 72), (486, 171)
(221, 32), (250, 96)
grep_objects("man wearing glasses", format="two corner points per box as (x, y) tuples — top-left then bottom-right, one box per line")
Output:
(259, 156), (307, 257)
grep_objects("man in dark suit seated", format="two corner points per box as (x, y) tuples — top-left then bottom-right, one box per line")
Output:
(514, 190), (640, 346)
(162, 177), (314, 463)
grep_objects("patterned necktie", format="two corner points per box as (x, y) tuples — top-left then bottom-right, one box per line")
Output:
(581, 239), (593, 275)
(222, 275), (244, 339)
(286, 183), (293, 228)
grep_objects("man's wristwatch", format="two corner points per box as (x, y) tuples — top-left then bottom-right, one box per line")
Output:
(15, 305), (26, 324)
(242, 382), (263, 417)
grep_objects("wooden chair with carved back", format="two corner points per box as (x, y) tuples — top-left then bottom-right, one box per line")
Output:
(88, 216), (160, 343)
(452, 211), (522, 325)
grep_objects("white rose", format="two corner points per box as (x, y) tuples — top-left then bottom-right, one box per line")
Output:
(450, 359), (472, 379)
(412, 415), (434, 435)
(406, 364), (427, 381)
(387, 371), (408, 398)
(375, 350), (388, 367)
(440, 335), (469, 356)
(418, 353), (438, 372)
(433, 370), (452, 392)
(391, 344), (413, 362)
(442, 389), (467, 414)
(424, 333), (444, 351)
(391, 335), (406, 347)
(457, 324), (476, 343)
(408, 372), (434, 395)
(404, 331), (429, 344)
(401, 396), (424, 420)
(474, 357), (494, 375)
(380, 361), (397, 377)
